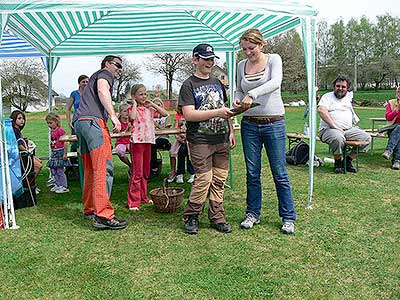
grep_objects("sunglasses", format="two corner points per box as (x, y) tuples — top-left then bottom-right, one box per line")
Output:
(109, 61), (123, 69)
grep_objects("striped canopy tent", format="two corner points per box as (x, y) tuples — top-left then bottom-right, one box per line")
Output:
(0, 30), (43, 57)
(0, 0), (318, 228)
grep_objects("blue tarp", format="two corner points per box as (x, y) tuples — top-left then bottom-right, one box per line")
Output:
(0, 118), (23, 202)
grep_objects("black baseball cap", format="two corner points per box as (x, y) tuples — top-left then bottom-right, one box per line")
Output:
(192, 43), (219, 59)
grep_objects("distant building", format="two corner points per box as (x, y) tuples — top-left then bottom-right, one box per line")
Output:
(212, 65), (228, 87)
(3, 88), (59, 114)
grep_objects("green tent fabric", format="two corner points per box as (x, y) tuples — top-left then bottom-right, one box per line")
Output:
(0, 1), (318, 229)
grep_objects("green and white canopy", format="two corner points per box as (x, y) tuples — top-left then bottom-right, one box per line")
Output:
(0, 1), (318, 223)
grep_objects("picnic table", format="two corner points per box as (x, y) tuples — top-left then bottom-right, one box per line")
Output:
(60, 128), (183, 142)
(60, 128), (183, 189)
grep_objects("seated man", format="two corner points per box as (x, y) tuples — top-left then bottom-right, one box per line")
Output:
(318, 76), (371, 173)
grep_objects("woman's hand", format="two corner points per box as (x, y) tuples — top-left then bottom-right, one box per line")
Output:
(241, 95), (254, 109)
(62, 153), (68, 161)
(233, 99), (241, 108)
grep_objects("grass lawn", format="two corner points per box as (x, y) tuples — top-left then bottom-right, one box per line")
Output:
(1, 107), (399, 300)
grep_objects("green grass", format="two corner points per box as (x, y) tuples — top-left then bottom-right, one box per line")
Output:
(1, 108), (399, 300)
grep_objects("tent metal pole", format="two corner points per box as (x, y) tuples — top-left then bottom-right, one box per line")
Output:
(301, 17), (317, 209)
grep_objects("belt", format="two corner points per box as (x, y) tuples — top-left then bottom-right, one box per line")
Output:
(243, 115), (284, 124)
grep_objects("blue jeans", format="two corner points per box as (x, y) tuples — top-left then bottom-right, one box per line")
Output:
(386, 125), (400, 162)
(177, 142), (194, 175)
(241, 119), (296, 222)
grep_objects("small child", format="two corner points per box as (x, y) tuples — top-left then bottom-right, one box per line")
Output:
(127, 84), (169, 211)
(175, 129), (195, 184)
(150, 98), (172, 177)
(45, 112), (71, 194)
(167, 109), (195, 184)
(167, 108), (186, 182)
(114, 103), (132, 171)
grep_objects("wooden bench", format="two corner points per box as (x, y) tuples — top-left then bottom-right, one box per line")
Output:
(286, 132), (369, 173)
(365, 130), (388, 155)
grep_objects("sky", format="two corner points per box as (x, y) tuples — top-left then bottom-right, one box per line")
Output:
(51, 0), (399, 97)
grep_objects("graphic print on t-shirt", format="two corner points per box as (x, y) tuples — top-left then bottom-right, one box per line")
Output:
(193, 83), (229, 135)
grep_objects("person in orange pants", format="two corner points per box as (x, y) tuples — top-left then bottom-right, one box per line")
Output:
(75, 55), (128, 230)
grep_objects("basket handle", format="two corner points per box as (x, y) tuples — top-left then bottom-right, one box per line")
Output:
(162, 178), (170, 209)
(162, 178), (168, 194)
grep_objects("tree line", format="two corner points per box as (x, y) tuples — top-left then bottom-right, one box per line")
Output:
(2, 14), (399, 111)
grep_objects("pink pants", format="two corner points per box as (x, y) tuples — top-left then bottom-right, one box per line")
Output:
(127, 143), (151, 208)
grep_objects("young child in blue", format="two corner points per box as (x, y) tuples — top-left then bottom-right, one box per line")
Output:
(46, 112), (71, 194)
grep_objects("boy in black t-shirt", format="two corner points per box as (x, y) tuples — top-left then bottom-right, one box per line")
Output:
(179, 44), (236, 234)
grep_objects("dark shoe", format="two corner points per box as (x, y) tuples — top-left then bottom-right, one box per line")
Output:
(211, 222), (233, 233)
(83, 213), (95, 220)
(334, 159), (344, 173)
(184, 215), (199, 234)
(93, 216), (128, 230)
(345, 156), (357, 173)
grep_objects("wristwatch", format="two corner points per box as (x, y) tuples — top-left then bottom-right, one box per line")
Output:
(247, 94), (255, 100)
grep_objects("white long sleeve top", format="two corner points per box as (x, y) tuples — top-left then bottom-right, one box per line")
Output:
(235, 53), (285, 116)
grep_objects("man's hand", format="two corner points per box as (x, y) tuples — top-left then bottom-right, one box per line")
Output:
(110, 115), (121, 133)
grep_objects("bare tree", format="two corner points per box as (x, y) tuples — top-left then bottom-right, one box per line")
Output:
(0, 58), (47, 111)
(113, 58), (141, 102)
(146, 53), (192, 99)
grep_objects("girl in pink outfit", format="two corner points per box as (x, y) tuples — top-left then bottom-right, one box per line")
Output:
(127, 84), (169, 211)
(45, 112), (71, 194)
(115, 103), (132, 169)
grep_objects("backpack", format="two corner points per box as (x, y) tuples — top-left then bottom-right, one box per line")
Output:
(286, 141), (309, 165)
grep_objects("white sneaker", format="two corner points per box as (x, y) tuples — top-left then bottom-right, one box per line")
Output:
(240, 214), (260, 229)
(35, 187), (41, 195)
(167, 173), (176, 183)
(46, 178), (55, 186)
(281, 222), (295, 234)
(187, 174), (195, 184)
(55, 187), (69, 194)
(176, 174), (184, 184)
(50, 185), (60, 192)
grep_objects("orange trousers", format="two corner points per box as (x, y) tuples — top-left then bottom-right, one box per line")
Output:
(75, 117), (114, 219)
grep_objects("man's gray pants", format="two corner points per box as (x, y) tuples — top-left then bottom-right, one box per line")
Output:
(319, 127), (371, 155)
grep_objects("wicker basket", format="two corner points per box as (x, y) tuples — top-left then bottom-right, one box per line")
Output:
(150, 179), (184, 213)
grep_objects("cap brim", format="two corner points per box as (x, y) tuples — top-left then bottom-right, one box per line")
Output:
(198, 54), (219, 59)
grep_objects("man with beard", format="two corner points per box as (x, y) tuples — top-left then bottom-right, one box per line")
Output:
(318, 76), (371, 173)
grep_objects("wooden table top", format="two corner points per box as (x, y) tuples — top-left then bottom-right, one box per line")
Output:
(369, 117), (386, 121)
(60, 128), (183, 142)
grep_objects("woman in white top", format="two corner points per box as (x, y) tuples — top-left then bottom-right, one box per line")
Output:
(234, 28), (296, 234)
